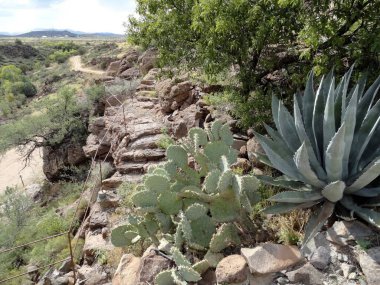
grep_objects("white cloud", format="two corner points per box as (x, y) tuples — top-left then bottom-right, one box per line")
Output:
(0, 0), (136, 34)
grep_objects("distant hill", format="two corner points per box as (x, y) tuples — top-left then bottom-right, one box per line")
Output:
(2, 30), (124, 38)
(18, 30), (77, 38)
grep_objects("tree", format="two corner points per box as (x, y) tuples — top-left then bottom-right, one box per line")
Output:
(127, 0), (380, 96)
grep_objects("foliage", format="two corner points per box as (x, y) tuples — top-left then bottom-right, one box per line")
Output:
(111, 120), (260, 254)
(48, 50), (78, 63)
(254, 67), (380, 245)
(0, 85), (87, 156)
(0, 65), (37, 116)
(128, 0), (379, 97)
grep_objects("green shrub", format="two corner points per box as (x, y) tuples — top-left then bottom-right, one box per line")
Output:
(254, 66), (380, 245)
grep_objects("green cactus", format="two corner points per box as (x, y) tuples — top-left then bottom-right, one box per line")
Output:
(111, 120), (260, 256)
(254, 66), (380, 245)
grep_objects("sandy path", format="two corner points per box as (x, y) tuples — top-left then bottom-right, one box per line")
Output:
(69, 55), (106, 75)
(0, 148), (45, 194)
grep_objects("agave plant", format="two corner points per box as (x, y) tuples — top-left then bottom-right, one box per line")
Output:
(254, 66), (380, 245)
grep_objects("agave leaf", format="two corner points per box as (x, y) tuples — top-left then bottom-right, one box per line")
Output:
(323, 79), (336, 153)
(257, 175), (310, 191)
(325, 123), (346, 181)
(264, 124), (294, 158)
(302, 201), (335, 247)
(263, 200), (321, 214)
(253, 132), (300, 180)
(341, 87), (358, 179)
(251, 152), (273, 168)
(340, 196), (380, 227)
(269, 190), (323, 203)
(272, 95), (280, 132)
(294, 143), (326, 188)
(278, 101), (301, 152)
(295, 91), (303, 115)
(346, 158), (380, 193)
(321, 181), (346, 202)
(352, 187), (380, 197)
(356, 75), (380, 130)
(356, 74), (367, 101)
(351, 99), (380, 172)
(359, 122), (380, 170)
(334, 78), (344, 127)
(340, 64), (355, 120)
(312, 75), (326, 161)
(293, 97), (326, 178)
(357, 196), (380, 206)
(303, 71), (316, 146)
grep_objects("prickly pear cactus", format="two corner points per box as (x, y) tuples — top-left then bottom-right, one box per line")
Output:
(111, 120), (260, 253)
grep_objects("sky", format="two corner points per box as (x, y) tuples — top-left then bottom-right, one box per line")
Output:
(0, 0), (137, 34)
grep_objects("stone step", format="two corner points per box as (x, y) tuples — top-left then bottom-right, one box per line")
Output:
(120, 149), (165, 162)
(102, 173), (143, 190)
(136, 91), (157, 98)
(137, 84), (155, 92)
(117, 161), (163, 174)
(128, 134), (162, 150)
(140, 79), (155, 85)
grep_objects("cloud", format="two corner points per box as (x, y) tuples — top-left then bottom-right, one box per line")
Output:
(0, 0), (136, 33)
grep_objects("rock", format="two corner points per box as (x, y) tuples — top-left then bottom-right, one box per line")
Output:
(156, 79), (193, 113)
(232, 139), (247, 152)
(137, 249), (172, 284)
(27, 265), (39, 281)
(348, 272), (357, 280)
(106, 60), (121, 76)
(89, 211), (108, 230)
(309, 246), (330, 269)
(215, 255), (249, 284)
(119, 66), (140, 80)
(241, 243), (303, 274)
(358, 247), (380, 285)
(97, 191), (120, 209)
(326, 221), (373, 246)
(58, 259), (73, 274)
(77, 265), (107, 284)
(138, 48), (157, 75)
(82, 233), (114, 264)
(43, 142), (87, 181)
(248, 273), (275, 285)
(246, 137), (265, 168)
(341, 263), (356, 278)
(118, 49), (140, 74)
(231, 158), (252, 173)
(199, 269), (217, 285)
(286, 263), (325, 285)
(112, 254), (141, 285)
(51, 276), (69, 285)
(302, 232), (330, 258)
(25, 184), (44, 202)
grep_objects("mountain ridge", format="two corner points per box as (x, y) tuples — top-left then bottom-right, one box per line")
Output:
(0, 29), (123, 38)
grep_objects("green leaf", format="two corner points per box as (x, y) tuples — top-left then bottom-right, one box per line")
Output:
(257, 175), (310, 191)
(294, 143), (325, 188)
(321, 181), (345, 202)
(325, 123), (346, 181)
(323, 78), (336, 153)
(177, 266), (202, 282)
(111, 225), (139, 247)
(171, 247), (191, 267)
(158, 191), (183, 215)
(188, 127), (208, 146)
(132, 190), (158, 209)
(346, 158), (380, 193)
(263, 201), (320, 214)
(269, 191), (323, 203)
(185, 203), (208, 220)
(203, 169), (222, 193)
(144, 174), (170, 193)
(156, 270), (175, 285)
(167, 145), (188, 168)
(340, 196), (380, 228)
(278, 101), (300, 152)
(302, 201), (335, 247)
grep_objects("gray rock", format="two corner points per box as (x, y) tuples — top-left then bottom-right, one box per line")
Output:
(310, 246), (330, 269)
(358, 247), (380, 285)
(326, 221), (373, 246)
(58, 259), (73, 274)
(302, 232), (330, 258)
(348, 272), (357, 280)
(51, 276), (69, 285)
(241, 243), (303, 274)
(137, 249), (172, 284)
(215, 255), (249, 284)
(286, 263), (325, 285)
(341, 263), (356, 278)
(89, 211), (108, 230)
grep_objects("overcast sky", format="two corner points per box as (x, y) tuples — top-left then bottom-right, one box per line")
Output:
(0, 0), (136, 34)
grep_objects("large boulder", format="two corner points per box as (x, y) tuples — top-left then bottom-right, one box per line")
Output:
(106, 60), (121, 76)
(118, 48), (141, 75)
(138, 48), (157, 75)
(359, 247), (380, 285)
(119, 66), (140, 80)
(215, 255), (249, 284)
(43, 142), (87, 181)
(246, 137), (265, 168)
(156, 79), (194, 113)
(241, 243), (303, 274)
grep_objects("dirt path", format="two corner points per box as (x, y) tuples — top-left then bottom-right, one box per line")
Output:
(0, 148), (45, 194)
(69, 55), (106, 75)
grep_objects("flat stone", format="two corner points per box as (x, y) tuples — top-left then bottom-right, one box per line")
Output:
(112, 254), (141, 285)
(286, 263), (324, 285)
(241, 243), (303, 274)
(310, 246), (330, 269)
(248, 273), (275, 285)
(137, 249), (172, 284)
(326, 221), (373, 246)
(215, 255), (249, 284)
(359, 247), (380, 285)
(303, 232), (330, 257)
(89, 211), (108, 230)
(341, 263), (356, 278)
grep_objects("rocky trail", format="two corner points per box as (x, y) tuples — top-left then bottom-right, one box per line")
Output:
(70, 55), (106, 75)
